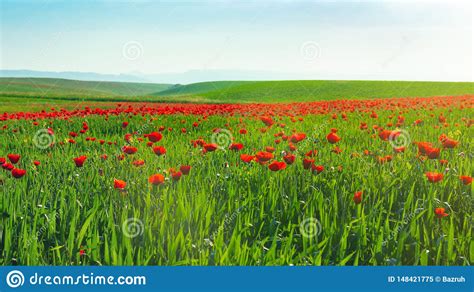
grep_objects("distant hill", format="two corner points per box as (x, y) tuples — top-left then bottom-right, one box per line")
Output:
(153, 80), (474, 103)
(154, 81), (254, 97)
(0, 77), (174, 98)
(0, 77), (473, 106)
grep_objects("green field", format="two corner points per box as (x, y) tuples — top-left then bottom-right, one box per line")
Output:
(1, 78), (473, 113)
(1, 105), (472, 265)
(156, 80), (474, 102)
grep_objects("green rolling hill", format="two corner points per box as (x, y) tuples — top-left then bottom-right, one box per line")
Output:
(0, 77), (174, 98)
(153, 80), (474, 103)
(0, 78), (473, 112)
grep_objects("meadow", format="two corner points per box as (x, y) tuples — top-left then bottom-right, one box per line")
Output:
(1, 78), (474, 112)
(0, 91), (472, 266)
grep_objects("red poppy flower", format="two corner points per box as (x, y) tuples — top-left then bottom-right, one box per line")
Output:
(180, 165), (191, 175)
(305, 150), (318, 157)
(0, 157), (5, 164)
(122, 121), (129, 128)
(283, 154), (296, 165)
(460, 176), (472, 185)
(149, 174), (165, 185)
(426, 172), (443, 183)
(132, 160), (145, 166)
(100, 154), (108, 160)
(393, 146), (405, 153)
(73, 155), (87, 167)
(434, 207), (448, 219)
(33, 160), (41, 166)
(303, 158), (314, 169)
(326, 132), (341, 144)
(378, 130), (392, 141)
(69, 131), (78, 138)
(265, 146), (275, 153)
(311, 164), (324, 174)
(2, 163), (14, 170)
(122, 146), (138, 155)
(331, 146), (342, 154)
(240, 154), (255, 163)
(439, 159), (448, 165)
(124, 134), (132, 143)
(152, 146), (167, 156)
(260, 116), (274, 127)
(171, 171), (182, 181)
(268, 161), (286, 171)
(426, 147), (440, 159)
(239, 129), (247, 134)
(7, 154), (20, 164)
(203, 143), (218, 152)
(441, 137), (458, 148)
(416, 142), (433, 155)
(114, 179), (127, 189)
(289, 133), (306, 143)
(147, 132), (162, 143)
(353, 191), (362, 205)
(255, 151), (273, 163)
(229, 143), (244, 151)
(11, 168), (26, 178)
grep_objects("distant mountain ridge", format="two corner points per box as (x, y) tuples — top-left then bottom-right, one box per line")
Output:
(0, 70), (150, 83)
(0, 69), (330, 84)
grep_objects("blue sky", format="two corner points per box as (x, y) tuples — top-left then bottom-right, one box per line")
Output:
(1, 0), (472, 82)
